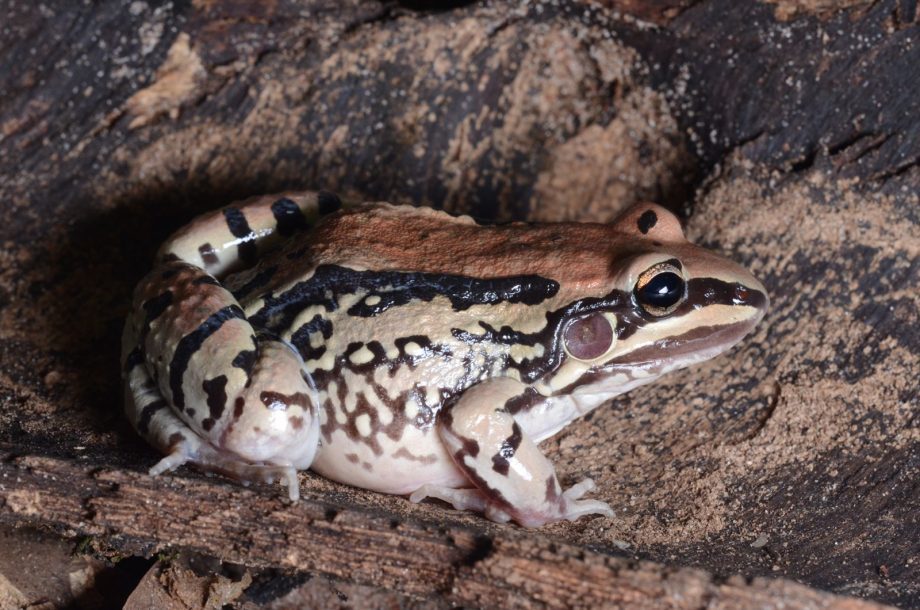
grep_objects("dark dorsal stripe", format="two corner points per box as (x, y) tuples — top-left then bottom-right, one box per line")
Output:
(169, 305), (246, 410)
(222, 207), (258, 265)
(271, 198), (310, 236)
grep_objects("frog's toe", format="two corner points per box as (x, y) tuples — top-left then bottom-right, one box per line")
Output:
(561, 498), (615, 522)
(148, 434), (201, 476)
(562, 477), (597, 501)
(149, 449), (192, 476)
(560, 478), (614, 521)
(409, 484), (486, 513)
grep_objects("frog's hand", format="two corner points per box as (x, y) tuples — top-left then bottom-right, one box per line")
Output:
(122, 259), (320, 501)
(414, 377), (614, 528)
(159, 190), (346, 278)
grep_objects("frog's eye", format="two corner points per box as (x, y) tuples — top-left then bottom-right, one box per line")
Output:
(634, 262), (686, 316)
(563, 313), (614, 361)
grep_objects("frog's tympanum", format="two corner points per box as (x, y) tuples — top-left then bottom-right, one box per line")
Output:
(122, 192), (768, 527)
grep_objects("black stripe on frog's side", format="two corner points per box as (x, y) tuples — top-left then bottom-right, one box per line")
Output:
(249, 264), (559, 333)
(271, 198), (311, 237)
(229, 265), (278, 300)
(223, 207), (258, 265)
(140, 290), (173, 347)
(169, 305), (246, 410)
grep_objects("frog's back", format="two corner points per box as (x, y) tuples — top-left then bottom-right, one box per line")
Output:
(302, 204), (625, 291)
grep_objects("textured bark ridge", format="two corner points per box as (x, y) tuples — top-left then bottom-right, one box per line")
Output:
(0, 0), (916, 608)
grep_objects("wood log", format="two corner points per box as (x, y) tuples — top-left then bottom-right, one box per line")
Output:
(0, 0), (916, 607)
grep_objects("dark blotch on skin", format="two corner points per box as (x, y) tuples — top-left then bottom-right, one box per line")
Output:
(637, 210), (658, 234)
(142, 291), (173, 325)
(124, 347), (144, 371)
(198, 243), (220, 266)
(260, 390), (312, 411)
(505, 387), (542, 414)
(317, 191), (343, 215)
(491, 422), (523, 475)
(271, 197), (310, 236)
(461, 437), (480, 458)
(223, 207), (258, 265)
(202, 375), (229, 421)
(137, 399), (167, 436)
(231, 347), (258, 379)
(233, 396), (245, 418)
(192, 275), (220, 286)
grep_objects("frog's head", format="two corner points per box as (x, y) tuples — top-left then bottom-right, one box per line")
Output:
(541, 203), (768, 401)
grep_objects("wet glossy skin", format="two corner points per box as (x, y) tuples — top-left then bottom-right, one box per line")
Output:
(122, 193), (768, 527)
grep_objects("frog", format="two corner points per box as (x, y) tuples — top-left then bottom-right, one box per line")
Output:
(121, 191), (768, 527)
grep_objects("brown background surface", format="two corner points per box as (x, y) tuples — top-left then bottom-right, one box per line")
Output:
(0, 0), (916, 607)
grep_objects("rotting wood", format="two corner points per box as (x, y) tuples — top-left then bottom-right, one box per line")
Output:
(0, 452), (894, 610)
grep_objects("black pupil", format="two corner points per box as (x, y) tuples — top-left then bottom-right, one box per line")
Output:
(637, 272), (684, 309)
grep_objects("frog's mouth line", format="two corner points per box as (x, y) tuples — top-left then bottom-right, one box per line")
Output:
(605, 317), (763, 371)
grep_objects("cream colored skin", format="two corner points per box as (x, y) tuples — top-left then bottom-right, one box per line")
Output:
(122, 192), (768, 527)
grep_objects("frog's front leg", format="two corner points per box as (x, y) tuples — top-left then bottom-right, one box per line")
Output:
(122, 260), (320, 500)
(411, 378), (614, 527)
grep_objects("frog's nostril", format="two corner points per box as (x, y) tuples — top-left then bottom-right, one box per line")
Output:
(734, 283), (769, 312)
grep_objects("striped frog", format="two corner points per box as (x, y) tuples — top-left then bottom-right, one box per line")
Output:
(122, 193), (767, 527)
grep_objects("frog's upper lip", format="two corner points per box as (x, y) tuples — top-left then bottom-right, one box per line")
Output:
(604, 316), (764, 369)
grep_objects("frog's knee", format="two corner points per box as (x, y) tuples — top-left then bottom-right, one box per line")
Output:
(218, 340), (321, 469)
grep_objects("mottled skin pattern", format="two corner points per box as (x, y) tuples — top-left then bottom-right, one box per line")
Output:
(122, 192), (768, 527)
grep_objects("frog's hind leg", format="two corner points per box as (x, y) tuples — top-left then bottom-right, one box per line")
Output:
(122, 260), (320, 501)
(416, 377), (614, 527)
(158, 190), (345, 278)
(123, 350), (303, 499)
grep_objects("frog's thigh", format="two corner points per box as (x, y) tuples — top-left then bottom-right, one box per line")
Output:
(123, 261), (321, 500)
(422, 377), (614, 527)
(123, 339), (305, 499)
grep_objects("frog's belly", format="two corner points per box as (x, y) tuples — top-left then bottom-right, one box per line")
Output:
(309, 425), (466, 495)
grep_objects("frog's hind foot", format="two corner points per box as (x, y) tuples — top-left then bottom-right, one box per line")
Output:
(409, 484), (512, 523)
(559, 478), (615, 521)
(152, 437), (302, 501)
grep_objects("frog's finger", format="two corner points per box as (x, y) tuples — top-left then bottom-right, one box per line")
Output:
(438, 377), (613, 528)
